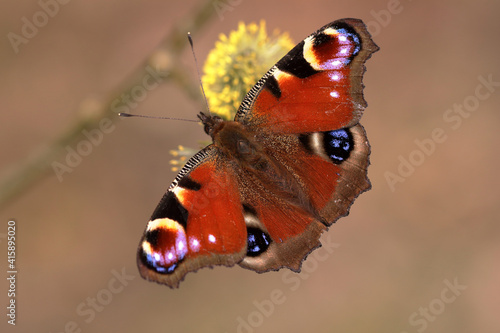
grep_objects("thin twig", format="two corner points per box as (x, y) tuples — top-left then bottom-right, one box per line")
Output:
(0, 0), (217, 210)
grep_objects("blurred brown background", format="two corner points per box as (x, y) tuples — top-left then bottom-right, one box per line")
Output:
(1, 0), (499, 332)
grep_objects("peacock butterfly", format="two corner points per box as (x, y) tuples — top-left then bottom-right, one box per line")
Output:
(136, 18), (378, 288)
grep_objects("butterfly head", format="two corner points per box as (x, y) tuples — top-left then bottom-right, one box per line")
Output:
(197, 112), (224, 138)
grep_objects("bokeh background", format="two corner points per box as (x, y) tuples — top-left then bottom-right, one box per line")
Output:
(1, 0), (499, 332)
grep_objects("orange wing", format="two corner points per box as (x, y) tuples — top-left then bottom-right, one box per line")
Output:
(236, 125), (370, 273)
(137, 146), (247, 288)
(235, 18), (378, 133)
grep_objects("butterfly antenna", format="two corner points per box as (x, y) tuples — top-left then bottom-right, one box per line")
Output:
(188, 32), (211, 115)
(118, 112), (199, 122)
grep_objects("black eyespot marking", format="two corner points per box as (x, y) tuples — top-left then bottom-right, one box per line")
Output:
(144, 229), (160, 248)
(313, 31), (331, 47)
(150, 192), (188, 228)
(246, 227), (272, 257)
(323, 128), (354, 164)
(264, 74), (281, 99)
(276, 41), (319, 79)
(178, 177), (201, 191)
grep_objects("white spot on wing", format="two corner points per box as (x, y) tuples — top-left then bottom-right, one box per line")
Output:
(331, 60), (342, 68)
(189, 237), (200, 252)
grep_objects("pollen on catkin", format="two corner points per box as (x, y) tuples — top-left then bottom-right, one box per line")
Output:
(201, 21), (294, 120)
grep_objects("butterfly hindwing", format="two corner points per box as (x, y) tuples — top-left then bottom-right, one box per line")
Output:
(294, 124), (371, 225)
(235, 123), (370, 273)
(230, 151), (328, 272)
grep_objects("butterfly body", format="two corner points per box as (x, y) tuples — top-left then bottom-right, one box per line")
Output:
(137, 18), (378, 288)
